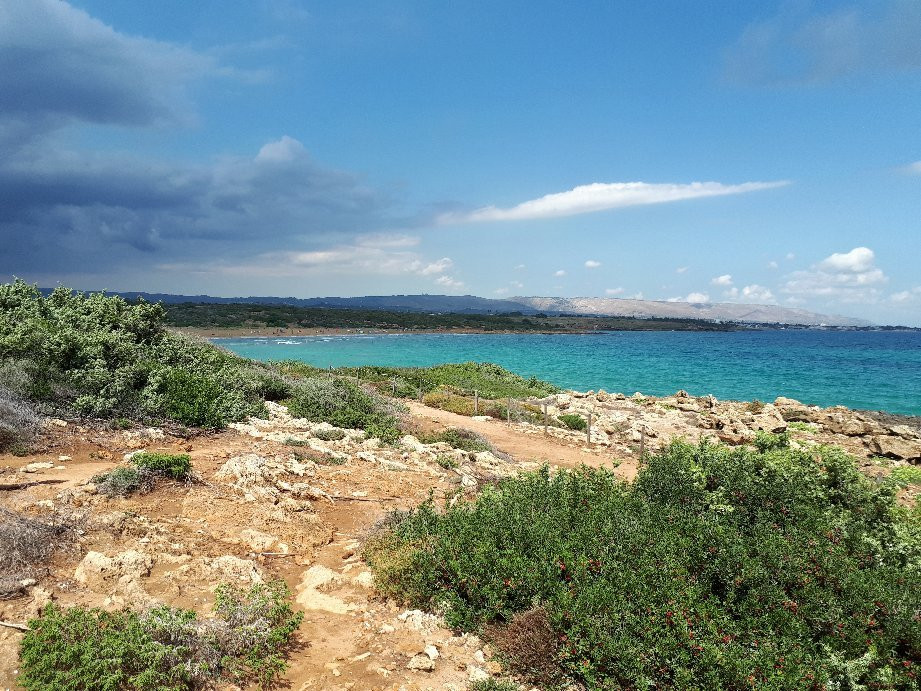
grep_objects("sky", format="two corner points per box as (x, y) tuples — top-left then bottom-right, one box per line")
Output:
(1, 0), (920, 325)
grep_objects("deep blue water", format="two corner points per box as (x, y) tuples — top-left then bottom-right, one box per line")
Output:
(215, 330), (921, 416)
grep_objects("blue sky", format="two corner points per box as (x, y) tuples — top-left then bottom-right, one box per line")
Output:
(1, 1), (920, 325)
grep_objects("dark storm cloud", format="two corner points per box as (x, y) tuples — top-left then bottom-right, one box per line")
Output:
(0, 138), (391, 272)
(0, 2), (396, 276)
(0, 0), (211, 148)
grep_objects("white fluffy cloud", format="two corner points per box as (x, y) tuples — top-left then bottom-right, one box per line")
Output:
(711, 274), (733, 286)
(435, 275), (464, 289)
(672, 292), (711, 304)
(675, 266), (688, 274)
(741, 284), (775, 302)
(782, 246), (888, 302)
(439, 180), (788, 223)
(891, 287), (921, 302)
(554, 269), (566, 277)
(584, 260), (602, 269)
(419, 257), (453, 275)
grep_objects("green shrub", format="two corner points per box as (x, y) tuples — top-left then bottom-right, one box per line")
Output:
(558, 413), (586, 431)
(0, 281), (271, 429)
(287, 378), (402, 442)
(753, 429), (789, 452)
(420, 428), (493, 454)
(92, 467), (153, 498)
(436, 454), (459, 469)
(423, 390), (476, 416)
(313, 428), (346, 442)
(19, 580), (302, 690)
(328, 362), (557, 400)
(365, 441), (921, 689)
(468, 681), (519, 691)
(890, 465), (921, 487)
(92, 454), (191, 497)
(131, 453), (192, 480)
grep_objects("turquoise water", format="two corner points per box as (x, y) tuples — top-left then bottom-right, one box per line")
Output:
(216, 331), (921, 416)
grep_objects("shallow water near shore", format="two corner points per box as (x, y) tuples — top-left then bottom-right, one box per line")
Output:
(216, 330), (921, 416)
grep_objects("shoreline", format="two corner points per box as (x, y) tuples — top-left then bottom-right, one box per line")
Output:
(172, 326), (589, 338)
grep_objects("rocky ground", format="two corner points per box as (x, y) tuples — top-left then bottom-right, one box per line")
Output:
(1, 390), (919, 690)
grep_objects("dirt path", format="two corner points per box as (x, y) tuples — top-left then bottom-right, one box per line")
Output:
(405, 401), (639, 481)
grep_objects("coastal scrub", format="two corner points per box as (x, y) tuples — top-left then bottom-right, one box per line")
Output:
(365, 439), (921, 689)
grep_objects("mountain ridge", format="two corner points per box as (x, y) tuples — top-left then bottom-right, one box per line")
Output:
(46, 289), (872, 327)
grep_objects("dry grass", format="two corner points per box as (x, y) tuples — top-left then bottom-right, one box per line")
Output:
(490, 606), (563, 687)
(0, 385), (41, 454)
(0, 508), (78, 597)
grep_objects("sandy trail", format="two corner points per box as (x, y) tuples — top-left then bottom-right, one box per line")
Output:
(405, 400), (639, 481)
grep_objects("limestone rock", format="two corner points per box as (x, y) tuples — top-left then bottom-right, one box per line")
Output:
(407, 653), (436, 672)
(74, 550), (152, 587)
(774, 397), (817, 423)
(820, 408), (877, 436)
(751, 406), (788, 433)
(868, 435), (921, 461)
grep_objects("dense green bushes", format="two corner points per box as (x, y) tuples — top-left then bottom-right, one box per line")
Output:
(330, 361), (558, 400)
(18, 580), (302, 690)
(286, 377), (403, 443)
(365, 438), (921, 688)
(558, 413), (586, 431)
(0, 281), (273, 429)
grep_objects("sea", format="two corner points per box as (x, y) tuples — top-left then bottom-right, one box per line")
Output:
(215, 330), (921, 416)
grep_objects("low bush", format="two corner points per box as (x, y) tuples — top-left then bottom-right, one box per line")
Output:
(558, 413), (586, 431)
(18, 580), (302, 690)
(468, 681), (518, 691)
(287, 378), (402, 443)
(93, 454), (192, 497)
(92, 466), (154, 498)
(436, 454), (459, 469)
(890, 465), (921, 487)
(423, 390), (476, 416)
(131, 452), (192, 480)
(313, 428), (346, 442)
(365, 441), (921, 689)
(329, 362), (557, 400)
(753, 429), (790, 452)
(420, 428), (493, 454)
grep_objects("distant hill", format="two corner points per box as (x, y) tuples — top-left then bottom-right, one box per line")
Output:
(51, 289), (872, 327)
(512, 296), (873, 327)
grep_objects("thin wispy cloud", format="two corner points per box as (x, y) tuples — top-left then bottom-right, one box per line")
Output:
(725, 1), (921, 85)
(905, 161), (921, 174)
(438, 181), (789, 224)
(584, 260), (602, 269)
